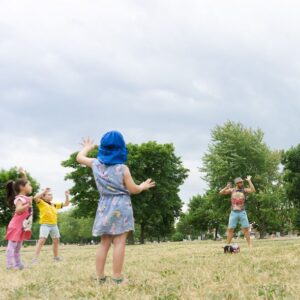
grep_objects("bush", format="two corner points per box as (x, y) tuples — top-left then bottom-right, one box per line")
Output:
(206, 233), (214, 240)
(172, 232), (184, 242)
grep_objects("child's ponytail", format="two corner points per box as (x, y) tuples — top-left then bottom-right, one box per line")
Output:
(6, 180), (16, 210)
(6, 178), (28, 210)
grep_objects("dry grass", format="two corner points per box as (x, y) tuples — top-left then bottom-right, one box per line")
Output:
(1, 238), (300, 300)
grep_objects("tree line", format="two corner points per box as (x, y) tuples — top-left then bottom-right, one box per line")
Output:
(1, 121), (299, 244)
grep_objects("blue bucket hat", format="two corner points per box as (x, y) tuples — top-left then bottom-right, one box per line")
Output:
(97, 131), (128, 165)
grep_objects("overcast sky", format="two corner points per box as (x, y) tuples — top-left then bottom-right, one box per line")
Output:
(1, 0), (300, 210)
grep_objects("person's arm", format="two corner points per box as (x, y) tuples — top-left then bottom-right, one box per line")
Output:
(123, 166), (155, 194)
(76, 137), (96, 168)
(18, 167), (27, 180)
(219, 183), (233, 195)
(33, 192), (43, 204)
(15, 198), (32, 214)
(33, 188), (49, 203)
(63, 190), (70, 207)
(245, 175), (255, 193)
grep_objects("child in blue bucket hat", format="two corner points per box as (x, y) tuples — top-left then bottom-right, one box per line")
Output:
(98, 131), (128, 165)
(76, 131), (155, 285)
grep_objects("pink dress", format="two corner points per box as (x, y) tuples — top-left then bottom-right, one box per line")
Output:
(6, 195), (32, 242)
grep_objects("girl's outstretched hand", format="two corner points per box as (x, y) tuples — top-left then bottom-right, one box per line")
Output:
(18, 167), (27, 179)
(18, 167), (25, 174)
(80, 137), (96, 152)
(123, 166), (155, 194)
(77, 137), (96, 167)
(140, 179), (156, 191)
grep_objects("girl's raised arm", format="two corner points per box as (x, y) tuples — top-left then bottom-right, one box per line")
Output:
(124, 166), (155, 194)
(76, 137), (96, 168)
(33, 188), (49, 203)
(18, 167), (27, 180)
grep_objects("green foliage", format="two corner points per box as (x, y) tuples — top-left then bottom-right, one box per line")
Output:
(282, 144), (300, 230)
(62, 141), (189, 243)
(62, 149), (99, 218)
(127, 142), (189, 243)
(247, 184), (294, 236)
(202, 122), (283, 238)
(282, 144), (300, 206)
(58, 210), (95, 244)
(0, 226), (6, 246)
(0, 168), (40, 227)
(175, 213), (195, 239)
(171, 231), (184, 241)
(186, 194), (212, 233)
(202, 121), (280, 191)
(176, 121), (286, 239)
(176, 193), (227, 240)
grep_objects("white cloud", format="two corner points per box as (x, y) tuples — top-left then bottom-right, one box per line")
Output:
(0, 133), (73, 201)
(1, 0), (300, 208)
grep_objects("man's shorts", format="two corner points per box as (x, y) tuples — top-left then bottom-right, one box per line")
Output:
(228, 210), (250, 229)
(39, 224), (61, 239)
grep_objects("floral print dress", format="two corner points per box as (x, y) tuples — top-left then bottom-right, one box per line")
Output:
(91, 159), (134, 236)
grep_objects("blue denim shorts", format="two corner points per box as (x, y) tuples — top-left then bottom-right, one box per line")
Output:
(39, 224), (61, 239)
(228, 210), (250, 229)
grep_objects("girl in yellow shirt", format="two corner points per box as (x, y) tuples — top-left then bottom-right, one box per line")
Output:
(32, 188), (70, 263)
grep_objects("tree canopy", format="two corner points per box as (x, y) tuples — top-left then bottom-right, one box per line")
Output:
(62, 141), (189, 243)
(0, 168), (39, 227)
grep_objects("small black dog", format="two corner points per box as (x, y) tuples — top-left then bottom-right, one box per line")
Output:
(223, 244), (240, 254)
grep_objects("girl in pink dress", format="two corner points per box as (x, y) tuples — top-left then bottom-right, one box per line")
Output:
(5, 169), (33, 270)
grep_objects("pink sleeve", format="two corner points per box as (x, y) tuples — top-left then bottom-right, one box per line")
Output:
(14, 197), (26, 205)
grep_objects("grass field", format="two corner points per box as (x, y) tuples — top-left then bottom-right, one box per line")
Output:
(1, 238), (300, 300)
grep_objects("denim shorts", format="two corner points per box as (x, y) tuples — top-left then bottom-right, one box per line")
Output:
(228, 210), (250, 229)
(39, 224), (61, 239)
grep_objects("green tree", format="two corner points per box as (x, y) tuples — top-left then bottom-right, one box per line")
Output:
(178, 193), (227, 241)
(201, 121), (282, 238)
(175, 213), (195, 239)
(0, 226), (6, 246)
(246, 184), (293, 236)
(0, 168), (40, 227)
(58, 210), (95, 244)
(62, 141), (189, 244)
(186, 195), (211, 236)
(282, 144), (300, 230)
(202, 121), (280, 190)
(62, 149), (99, 219)
(128, 142), (189, 243)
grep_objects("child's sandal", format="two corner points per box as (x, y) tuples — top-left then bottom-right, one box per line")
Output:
(112, 277), (127, 286)
(98, 276), (108, 285)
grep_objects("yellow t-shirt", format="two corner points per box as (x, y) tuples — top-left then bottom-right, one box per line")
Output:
(36, 199), (63, 225)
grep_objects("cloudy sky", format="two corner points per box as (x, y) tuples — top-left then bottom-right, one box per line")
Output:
(1, 0), (300, 209)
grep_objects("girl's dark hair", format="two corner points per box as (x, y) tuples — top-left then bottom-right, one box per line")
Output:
(6, 179), (28, 210)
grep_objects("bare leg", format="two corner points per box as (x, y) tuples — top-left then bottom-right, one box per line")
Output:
(96, 235), (112, 278)
(242, 228), (251, 247)
(52, 238), (59, 257)
(112, 233), (128, 279)
(226, 228), (235, 244)
(34, 238), (46, 258)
